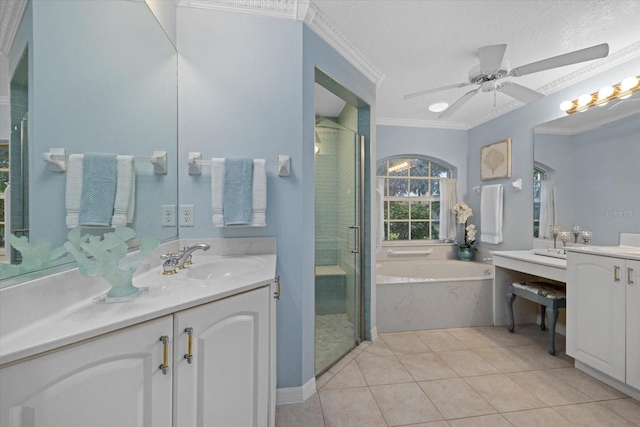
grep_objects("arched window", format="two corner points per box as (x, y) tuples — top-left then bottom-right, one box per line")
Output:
(377, 157), (452, 241)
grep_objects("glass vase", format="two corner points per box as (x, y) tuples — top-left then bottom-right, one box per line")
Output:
(457, 247), (474, 262)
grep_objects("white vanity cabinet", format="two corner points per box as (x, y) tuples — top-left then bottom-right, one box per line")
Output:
(0, 283), (277, 427)
(567, 252), (640, 390)
(173, 285), (272, 427)
(0, 316), (174, 427)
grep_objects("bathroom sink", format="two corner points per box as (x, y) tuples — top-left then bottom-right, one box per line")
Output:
(186, 256), (267, 281)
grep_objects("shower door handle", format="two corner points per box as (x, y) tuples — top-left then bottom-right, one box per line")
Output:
(349, 226), (360, 254)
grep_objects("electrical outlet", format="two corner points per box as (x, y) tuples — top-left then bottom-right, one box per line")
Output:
(161, 205), (176, 226)
(180, 205), (194, 226)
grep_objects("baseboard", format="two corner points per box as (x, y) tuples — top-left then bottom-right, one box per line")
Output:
(275, 377), (317, 405)
(575, 361), (640, 400)
(370, 326), (378, 341)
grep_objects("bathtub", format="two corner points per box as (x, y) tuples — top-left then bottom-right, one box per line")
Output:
(376, 259), (494, 333)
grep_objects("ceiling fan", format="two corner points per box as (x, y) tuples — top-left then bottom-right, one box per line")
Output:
(404, 43), (609, 118)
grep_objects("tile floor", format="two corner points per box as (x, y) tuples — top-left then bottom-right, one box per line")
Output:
(276, 325), (640, 427)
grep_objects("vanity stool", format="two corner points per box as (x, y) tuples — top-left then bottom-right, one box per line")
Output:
(506, 282), (566, 355)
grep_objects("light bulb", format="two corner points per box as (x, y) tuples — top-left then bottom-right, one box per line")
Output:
(559, 100), (574, 111)
(314, 145), (319, 155)
(621, 76), (639, 92)
(597, 85), (614, 100)
(577, 94), (593, 107)
(429, 102), (449, 113)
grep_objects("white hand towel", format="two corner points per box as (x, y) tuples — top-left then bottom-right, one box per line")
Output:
(65, 154), (84, 228)
(251, 159), (267, 227)
(480, 184), (503, 244)
(211, 158), (225, 227)
(111, 155), (135, 227)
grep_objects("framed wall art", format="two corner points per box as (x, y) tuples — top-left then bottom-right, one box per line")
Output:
(481, 138), (511, 180)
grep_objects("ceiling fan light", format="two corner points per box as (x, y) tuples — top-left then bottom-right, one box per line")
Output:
(597, 85), (614, 100)
(621, 76), (639, 91)
(577, 94), (592, 107)
(559, 100), (574, 111)
(429, 102), (449, 113)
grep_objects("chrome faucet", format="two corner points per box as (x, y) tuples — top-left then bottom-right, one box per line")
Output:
(175, 243), (211, 269)
(161, 243), (211, 275)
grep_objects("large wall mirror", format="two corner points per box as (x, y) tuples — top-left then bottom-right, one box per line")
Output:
(533, 97), (640, 246)
(1, 0), (178, 286)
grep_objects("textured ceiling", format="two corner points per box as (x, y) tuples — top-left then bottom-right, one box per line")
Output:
(312, 0), (640, 128)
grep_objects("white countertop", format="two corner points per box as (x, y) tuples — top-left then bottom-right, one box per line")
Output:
(492, 250), (567, 269)
(0, 241), (276, 366)
(566, 246), (640, 261)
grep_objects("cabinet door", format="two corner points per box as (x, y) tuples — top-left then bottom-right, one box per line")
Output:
(174, 285), (270, 427)
(0, 316), (173, 427)
(567, 253), (626, 381)
(626, 259), (640, 389)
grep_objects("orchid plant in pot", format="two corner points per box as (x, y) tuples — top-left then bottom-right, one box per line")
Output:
(452, 202), (477, 261)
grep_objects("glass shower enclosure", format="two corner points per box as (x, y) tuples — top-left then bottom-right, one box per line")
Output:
(314, 115), (363, 374)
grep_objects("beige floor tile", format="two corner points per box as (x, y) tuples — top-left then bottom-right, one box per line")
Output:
(447, 414), (512, 427)
(321, 360), (367, 390)
(474, 347), (541, 373)
(464, 374), (547, 412)
(402, 422), (451, 427)
(399, 353), (459, 381)
(438, 350), (501, 377)
(318, 387), (387, 427)
(414, 329), (469, 352)
(349, 340), (371, 355)
(446, 328), (502, 349)
(356, 338), (395, 359)
(550, 367), (627, 401)
(502, 408), (575, 427)
(553, 402), (638, 427)
(370, 383), (444, 426)
(600, 398), (640, 425)
(276, 392), (325, 427)
(327, 351), (356, 374)
(418, 378), (497, 420)
(508, 370), (592, 406)
(510, 344), (573, 369)
(357, 355), (414, 385)
(315, 371), (334, 389)
(381, 331), (432, 354)
(477, 325), (543, 347)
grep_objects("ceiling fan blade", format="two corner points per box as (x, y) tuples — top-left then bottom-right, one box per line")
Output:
(498, 82), (544, 104)
(403, 81), (472, 100)
(479, 44), (507, 74)
(509, 43), (609, 77)
(439, 89), (479, 118)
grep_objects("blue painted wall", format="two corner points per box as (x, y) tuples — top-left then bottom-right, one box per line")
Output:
(177, 10), (375, 388)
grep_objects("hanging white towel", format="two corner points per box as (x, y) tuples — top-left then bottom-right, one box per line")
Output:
(439, 178), (458, 241)
(111, 155), (135, 227)
(538, 181), (556, 238)
(376, 178), (384, 253)
(211, 158), (225, 227)
(480, 184), (503, 244)
(65, 154), (84, 228)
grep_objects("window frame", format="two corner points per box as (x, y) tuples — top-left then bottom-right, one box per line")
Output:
(377, 156), (452, 242)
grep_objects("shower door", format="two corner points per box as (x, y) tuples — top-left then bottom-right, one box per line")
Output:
(314, 117), (363, 375)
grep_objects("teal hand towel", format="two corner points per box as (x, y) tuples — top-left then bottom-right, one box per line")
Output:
(79, 153), (117, 226)
(223, 158), (253, 225)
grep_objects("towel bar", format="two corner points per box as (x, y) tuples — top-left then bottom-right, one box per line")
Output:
(42, 149), (168, 174)
(386, 249), (433, 256)
(187, 153), (291, 177)
(473, 178), (522, 193)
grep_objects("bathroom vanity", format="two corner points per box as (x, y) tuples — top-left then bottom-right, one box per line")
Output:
(0, 238), (278, 426)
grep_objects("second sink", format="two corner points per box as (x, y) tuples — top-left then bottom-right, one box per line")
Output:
(186, 256), (267, 281)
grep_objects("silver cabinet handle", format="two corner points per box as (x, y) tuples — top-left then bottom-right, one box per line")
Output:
(614, 265), (621, 282)
(628, 267), (634, 285)
(349, 226), (360, 254)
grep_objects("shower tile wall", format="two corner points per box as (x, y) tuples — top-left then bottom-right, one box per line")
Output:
(358, 106), (372, 340)
(9, 82), (28, 237)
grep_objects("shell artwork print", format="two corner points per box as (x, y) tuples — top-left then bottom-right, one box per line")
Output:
(480, 138), (511, 180)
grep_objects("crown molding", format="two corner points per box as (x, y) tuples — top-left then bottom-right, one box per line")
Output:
(0, 0), (27, 57)
(377, 117), (469, 131)
(301, 2), (385, 87)
(468, 41), (640, 129)
(178, 0), (384, 87)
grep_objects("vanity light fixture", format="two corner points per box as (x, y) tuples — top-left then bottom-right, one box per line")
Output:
(560, 74), (640, 114)
(428, 102), (449, 113)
